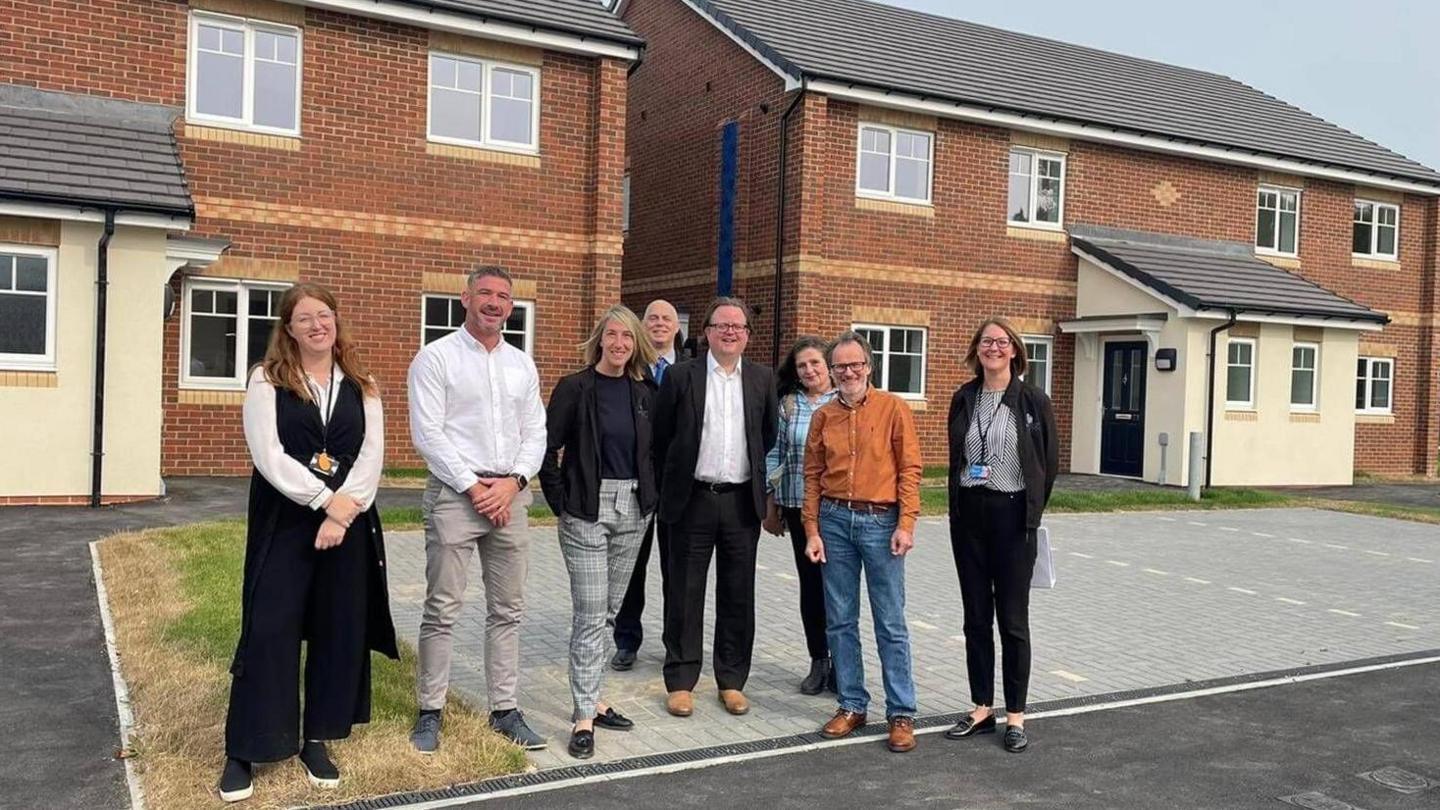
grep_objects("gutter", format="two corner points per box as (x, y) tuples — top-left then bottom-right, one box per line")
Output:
(90, 209), (116, 508)
(1203, 309), (1238, 490)
(770, 79), (808, 365)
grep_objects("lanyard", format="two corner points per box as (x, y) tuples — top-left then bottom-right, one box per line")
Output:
(316, 360), (337, 452)
(976, 392), (1005, 464)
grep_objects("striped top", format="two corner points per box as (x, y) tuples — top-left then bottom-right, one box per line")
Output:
(765, 389), (838, 508)
(959, 389), (1025, 492)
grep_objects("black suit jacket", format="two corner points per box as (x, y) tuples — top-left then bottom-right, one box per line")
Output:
(652, 356), (778, 525)
(539, 367), (658, 522)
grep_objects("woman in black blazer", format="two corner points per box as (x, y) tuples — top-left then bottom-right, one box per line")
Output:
(944, 316), (1058, 754)
(539, 304), (658, 760)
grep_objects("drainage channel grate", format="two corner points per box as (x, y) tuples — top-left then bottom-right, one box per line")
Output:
(1357, 765), (1437, 794)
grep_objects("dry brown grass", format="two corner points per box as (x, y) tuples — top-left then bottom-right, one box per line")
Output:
(97, 522), (526, 810)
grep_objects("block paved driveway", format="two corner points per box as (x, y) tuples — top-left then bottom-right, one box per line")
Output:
(382, 508), (1438, 769)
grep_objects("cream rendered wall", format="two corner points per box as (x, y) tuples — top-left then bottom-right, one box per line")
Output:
(1074, 259), (1169, 317)
(1208, 324), (1357, 486)
(0, 222), (170, 498)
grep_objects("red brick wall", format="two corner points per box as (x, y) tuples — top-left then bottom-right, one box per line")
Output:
(622, 0), (1438, 477)
(4, 0), (628, 474)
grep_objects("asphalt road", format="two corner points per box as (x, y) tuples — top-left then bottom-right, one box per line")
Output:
(489, 661), (1440, 810)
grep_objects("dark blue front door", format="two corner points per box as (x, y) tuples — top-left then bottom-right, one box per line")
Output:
(1101, 341), (1147, 478)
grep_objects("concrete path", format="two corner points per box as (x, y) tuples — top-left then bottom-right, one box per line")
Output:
(382, 508), (1439, 770)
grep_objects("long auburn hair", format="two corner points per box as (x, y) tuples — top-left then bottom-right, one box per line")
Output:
(260, 283), (377, 401)
(776, 335), (831, 399)
(579, 304), (657, 381)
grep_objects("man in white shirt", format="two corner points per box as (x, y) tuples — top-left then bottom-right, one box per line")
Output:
(406, 265), (547, 752)
(611, 299), (680, 669)
(651, 297), (777, 718)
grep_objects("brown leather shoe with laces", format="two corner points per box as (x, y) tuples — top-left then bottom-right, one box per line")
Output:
(819, 709), (867, 739)
(887, 716), (917, 752)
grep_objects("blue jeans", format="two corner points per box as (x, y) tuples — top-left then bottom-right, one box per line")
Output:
(819, 500), (917, 719)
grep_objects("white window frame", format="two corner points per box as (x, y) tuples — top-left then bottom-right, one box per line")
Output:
(1021, 335), (1053, 395)
(852, 322), (927, 399)
(0, 244), (59, 371)
(854, 122), (933, 205)
(420, 294), (535, 354)
(179, 277), (291, 390)
(1289, 342), (1319, 412)
(186, 11), (302, 137)
(1356, 356), (1394, 415)
(1007, 147), (1066, 230)
(426, 52), (541, 155)
(1225, 337), (1256, 409)
(1255, 185), (1301, 257)
(1352, 199), (1400, 260)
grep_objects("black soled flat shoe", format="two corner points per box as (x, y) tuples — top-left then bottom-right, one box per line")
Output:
(1003, 724), (1029, 753)
(944, 714), (997, 740)
(594, 707), (634, 731)
(568, 728), (595, 759)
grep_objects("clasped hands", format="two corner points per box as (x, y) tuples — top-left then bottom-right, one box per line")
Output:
(468, 476), (520, 527)
(316, 492), (362, 550)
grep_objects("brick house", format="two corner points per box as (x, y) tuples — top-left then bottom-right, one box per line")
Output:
(0, 0), (639, 502)
(617, 0), (1440, 486)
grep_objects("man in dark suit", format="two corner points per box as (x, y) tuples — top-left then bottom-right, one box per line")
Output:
(652, 296), (777, 717)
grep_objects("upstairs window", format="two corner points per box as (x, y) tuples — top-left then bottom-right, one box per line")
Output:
(1352, 201), (1399, 259)
(429, 53), (539, 152)
(189, 12), (301, 135)
(856, 123), (932, 204)
(1008, 149), (1065, 227)
(1255, 186), (1300, 256)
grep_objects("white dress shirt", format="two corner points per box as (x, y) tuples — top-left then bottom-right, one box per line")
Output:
(694, 351), (749, 484)
(242, 366), (384, 511)
(407, 326), (547, 494)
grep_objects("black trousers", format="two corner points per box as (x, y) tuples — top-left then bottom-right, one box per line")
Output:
(781, 506), (829, 660)
(225, 520), (372, 762)
(613, 518), (669, 653)
(662, 486), (760, 692)
(950, 487), (1037, 713)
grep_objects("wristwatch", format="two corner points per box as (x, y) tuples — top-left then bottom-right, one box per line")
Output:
(511, 473), (529, 490)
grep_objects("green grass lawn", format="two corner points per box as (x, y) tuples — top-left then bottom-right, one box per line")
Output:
(918, 484), (1291, 516)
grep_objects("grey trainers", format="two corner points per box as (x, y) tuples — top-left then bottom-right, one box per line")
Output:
(410, 710), (441, 754)
(489, 709), (548, 750)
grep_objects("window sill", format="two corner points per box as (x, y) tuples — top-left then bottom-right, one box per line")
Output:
(854, 197), (933, 217)
(1005, 224), (1067, 243)
(1289, 411), (1320, 423)
(1352, 256), (1400, 271)
(0, 370), (58, 388)
(1355, 413), (1395, 425)
(178, 388), (247, 406)
(184, 123), (301, 152)
(1254, 252), (1300, 269)
(900, 397), (928, 411)
(1223, 409), (1258, 421)
(426, 140), (541, 168)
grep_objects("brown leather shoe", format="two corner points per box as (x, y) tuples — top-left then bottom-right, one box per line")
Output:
(887, 716), (917, 752)
(666, 690), (693, 717)
(718, 689), (750, 715)
(819, 709), (867, 739)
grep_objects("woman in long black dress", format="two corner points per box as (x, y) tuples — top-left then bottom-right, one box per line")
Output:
(220, 282), (398, 802)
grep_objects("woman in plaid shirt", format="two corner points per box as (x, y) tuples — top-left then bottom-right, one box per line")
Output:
(764, 336), (838, 695)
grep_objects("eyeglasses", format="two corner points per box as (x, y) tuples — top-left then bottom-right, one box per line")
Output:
(292, 311), (335, 328)
(830, 361), (869, 375)
(707, 322), (750, 334)
(979, 337), (1012, 349)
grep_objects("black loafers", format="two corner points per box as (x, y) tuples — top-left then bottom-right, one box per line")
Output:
(944, 714), (996, 739)
(594, 707), (634, 731)
(568, 728), (595, 759)
(609, 649), (637, 671)
(1004, 724), (1029, 753)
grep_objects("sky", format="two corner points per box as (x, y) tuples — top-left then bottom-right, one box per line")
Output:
(874, 0), (1440, 170)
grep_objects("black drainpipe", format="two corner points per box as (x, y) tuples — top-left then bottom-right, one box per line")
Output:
(1203, 309), (1238, 490)
(770, 79), (808, 365)
(90, 209), (116, 508)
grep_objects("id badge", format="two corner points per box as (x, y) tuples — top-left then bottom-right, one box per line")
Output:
(308, 451), (336, 478)
(967, 463), (991, 482)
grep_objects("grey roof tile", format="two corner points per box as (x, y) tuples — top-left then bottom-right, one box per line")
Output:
(1069, 224), (1386, 325)
(0, 86), (192, 215)
(415, 0), (640, 46)
(695, 0), (1439, 186)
